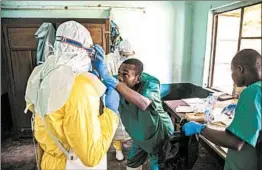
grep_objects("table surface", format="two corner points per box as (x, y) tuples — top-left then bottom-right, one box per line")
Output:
(163, 99), (229, 160)
(164, 100), (188, 121)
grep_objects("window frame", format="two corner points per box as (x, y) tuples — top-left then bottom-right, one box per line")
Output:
(207, 2), (262, 94)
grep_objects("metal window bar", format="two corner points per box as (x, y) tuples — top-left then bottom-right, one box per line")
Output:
(237, 8), (244, 52)
(208, 14), (219, 88)
(241, 37), (262, 39)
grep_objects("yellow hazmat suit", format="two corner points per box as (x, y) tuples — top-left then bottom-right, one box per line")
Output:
(25, 21), (119, 170)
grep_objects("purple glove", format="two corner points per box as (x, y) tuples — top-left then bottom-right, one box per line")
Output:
(90, 44), (119, 88)
(182, 121), (206, 136)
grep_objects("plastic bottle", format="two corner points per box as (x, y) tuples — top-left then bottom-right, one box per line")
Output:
(204, 93), (217, 124)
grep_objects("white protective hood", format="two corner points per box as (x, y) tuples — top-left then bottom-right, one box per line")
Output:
(106, 39), (136, 75)
(117, 39), (135, 56)
(25, 21), (106, 118)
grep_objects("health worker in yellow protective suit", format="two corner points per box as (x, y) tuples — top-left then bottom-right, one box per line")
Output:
(24, 21), (119, 170)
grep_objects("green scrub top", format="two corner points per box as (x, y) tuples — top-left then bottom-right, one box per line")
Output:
(118, 73), (174, 154)
(224, 81), (261, 170)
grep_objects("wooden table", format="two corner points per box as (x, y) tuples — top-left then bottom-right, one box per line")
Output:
(163, 100), (188, 126)
(163, 100), (226, 167)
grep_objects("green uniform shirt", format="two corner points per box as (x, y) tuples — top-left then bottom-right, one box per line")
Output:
(224, 81), (261, 170)
(118, 73), (174, 154)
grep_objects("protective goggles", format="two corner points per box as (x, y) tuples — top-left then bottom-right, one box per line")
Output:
(56, 36), (97, 59)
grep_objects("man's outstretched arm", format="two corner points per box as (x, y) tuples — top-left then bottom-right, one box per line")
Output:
(201, 127), (245, 151)
(90, 44), (151, 111)
(182, 121), (245, 151)
(116, 82), (151, 111)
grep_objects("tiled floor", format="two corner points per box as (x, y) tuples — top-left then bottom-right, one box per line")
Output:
(1, 138), (222, 170)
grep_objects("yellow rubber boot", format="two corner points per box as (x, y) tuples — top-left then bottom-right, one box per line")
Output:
(113, 140), (124, 161)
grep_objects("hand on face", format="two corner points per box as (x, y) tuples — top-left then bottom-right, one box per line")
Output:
(118, 63), (140, 89)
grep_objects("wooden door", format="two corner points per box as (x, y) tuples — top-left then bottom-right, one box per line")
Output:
(2, 22), (39, 136)
(2, 18), (110, 137)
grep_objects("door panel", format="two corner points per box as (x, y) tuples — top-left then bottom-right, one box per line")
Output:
(8, 28), (38, 50)
(83, 23), (105, 46)
(10, 51), (35, 129)
(3, 24), (40, 133)
(11, 51), (35, 93)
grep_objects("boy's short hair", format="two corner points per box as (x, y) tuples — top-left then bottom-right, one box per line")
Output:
(232, 49), (261, 74)
(122, 58), (143, 76)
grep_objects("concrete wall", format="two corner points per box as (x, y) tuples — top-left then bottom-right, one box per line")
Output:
(190, 1), (235, 86)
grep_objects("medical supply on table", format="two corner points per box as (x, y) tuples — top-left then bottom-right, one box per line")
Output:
(204, 93), (217, 124)
(221, 104), (237, 117)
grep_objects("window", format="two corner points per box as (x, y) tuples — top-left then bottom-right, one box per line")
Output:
(208, 3), (261, 95)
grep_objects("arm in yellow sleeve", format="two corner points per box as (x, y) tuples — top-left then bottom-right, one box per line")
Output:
(63, 75), (119, 167)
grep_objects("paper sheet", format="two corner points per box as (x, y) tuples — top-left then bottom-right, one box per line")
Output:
(182, 98), (205, 105)
(176, 106), (194, 113)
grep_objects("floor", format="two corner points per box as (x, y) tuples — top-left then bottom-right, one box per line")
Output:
(1, 138), (222, 170)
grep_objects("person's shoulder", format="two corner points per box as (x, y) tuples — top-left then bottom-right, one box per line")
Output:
(249, 81), (261, 89)
(239, 81), (261, 104)
(242, 81), (261, 95)
(248, 81), (261, 88)
(141, 73), (160, 85)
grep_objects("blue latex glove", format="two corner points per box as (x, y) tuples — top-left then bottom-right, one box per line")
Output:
(182, 121), (206, 136)
(104, 76), (119, 89)
(90, 44), (119, 88)
(105, 86), (120, 114)
(89, 44), (105, 70)
(221, 104), (237, 116)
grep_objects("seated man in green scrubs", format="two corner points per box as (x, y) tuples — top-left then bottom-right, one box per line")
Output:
(182, 49), (262, 170)
(91, 45), (174, 170)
